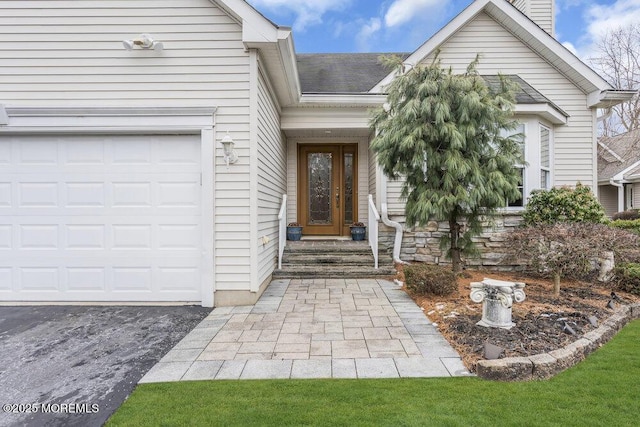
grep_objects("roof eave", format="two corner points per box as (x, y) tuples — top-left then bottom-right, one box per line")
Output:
(515, 103), (568, 125)
(299, 93), (388, 107)
(587, 90), (637, 109)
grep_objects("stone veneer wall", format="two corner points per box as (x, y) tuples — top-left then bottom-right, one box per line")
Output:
(379, 211), (524, 270)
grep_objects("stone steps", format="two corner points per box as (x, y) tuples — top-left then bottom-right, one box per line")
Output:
(274, 240), (396, 279)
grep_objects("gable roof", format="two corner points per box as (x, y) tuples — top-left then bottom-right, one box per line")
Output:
(598, 128), (640, 181)
(371, 0), (629, 107)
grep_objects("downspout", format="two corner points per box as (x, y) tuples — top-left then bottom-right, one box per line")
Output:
(609, 177), (625, 213)
(600, 108), (623, 212)
(380, 171), (407, 264)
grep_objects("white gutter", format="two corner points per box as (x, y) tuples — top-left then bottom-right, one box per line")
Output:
(379, 170), (406, 265)
(609, 178), (625, 213)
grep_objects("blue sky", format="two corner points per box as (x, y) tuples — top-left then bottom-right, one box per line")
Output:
(246, 0), (640, 59)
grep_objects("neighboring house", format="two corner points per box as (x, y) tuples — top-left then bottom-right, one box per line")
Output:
(0, 0), (633, 306)
(598, 129), (640, 217)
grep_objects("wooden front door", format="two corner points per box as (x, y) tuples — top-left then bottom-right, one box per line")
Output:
(299, 144), (357, 236)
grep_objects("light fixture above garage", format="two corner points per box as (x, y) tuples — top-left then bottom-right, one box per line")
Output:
(122, 34), (163, 50)
(219, 132), (239, 167)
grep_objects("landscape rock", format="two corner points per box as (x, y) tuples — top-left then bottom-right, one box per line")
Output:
(529, 353), (559, 379)
(476, 357), (533, 381)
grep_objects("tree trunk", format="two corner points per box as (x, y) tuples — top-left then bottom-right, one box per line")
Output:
(449, 217), (462, 273)
(553, 272), (561, 297)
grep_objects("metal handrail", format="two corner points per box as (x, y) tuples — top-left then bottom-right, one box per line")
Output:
(277, 194), (287, 270)
(368, 195), (380, 269)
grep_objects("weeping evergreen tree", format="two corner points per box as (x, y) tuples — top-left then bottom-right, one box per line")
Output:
(370, 56), (524, 273)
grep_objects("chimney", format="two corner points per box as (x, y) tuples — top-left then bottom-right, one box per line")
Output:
(508, 0), (555, 37)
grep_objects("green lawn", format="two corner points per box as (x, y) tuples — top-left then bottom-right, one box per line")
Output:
(108, 320), (640, 427)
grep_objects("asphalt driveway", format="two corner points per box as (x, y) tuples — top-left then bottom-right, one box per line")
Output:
(0, 305), (211, 427)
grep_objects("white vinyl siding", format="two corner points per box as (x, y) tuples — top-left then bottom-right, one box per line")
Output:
(0, 0), (255, 292)
(540, 125), (551, 189)
(357, 139), (369, 224)
(422, 12), (593, 188)
(599, 185), (619, 217)
(368, 145), (377, 203)
(286, 140), (298, 224)
(509, 0), (554, 35)
(386, 178), (406, 215)
(256, 64), (285, 287)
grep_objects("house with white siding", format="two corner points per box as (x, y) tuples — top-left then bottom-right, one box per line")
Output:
(0, 0), (633, 307)
(598, 129), (640, 217)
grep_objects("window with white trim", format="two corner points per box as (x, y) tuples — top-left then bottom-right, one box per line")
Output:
(500, 120), (553, 208)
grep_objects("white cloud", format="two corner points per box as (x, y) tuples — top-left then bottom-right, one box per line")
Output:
(384, 0), (442, 27)
(356, 18), (383, 51)
(248, 0), (350, 31)
(570, 0), (640, 58)
(585, 0), (640, 38)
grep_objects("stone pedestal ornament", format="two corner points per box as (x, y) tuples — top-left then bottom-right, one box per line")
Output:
(470, 278), (526, 329)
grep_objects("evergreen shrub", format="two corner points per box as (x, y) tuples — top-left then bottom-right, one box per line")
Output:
(404, 263), (458, 296)
(522, 183), (607, 225)
(610, 219), (640, 235)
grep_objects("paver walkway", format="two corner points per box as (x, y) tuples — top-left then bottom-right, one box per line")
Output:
(140, 278), (472, 382)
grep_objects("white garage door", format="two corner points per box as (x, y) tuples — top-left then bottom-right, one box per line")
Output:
(0, 134), (204, 303)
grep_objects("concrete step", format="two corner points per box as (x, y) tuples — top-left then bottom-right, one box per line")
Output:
(278, 240), (395, 279)
(282, 253), (378, 265)
(273, 264), (396, 279)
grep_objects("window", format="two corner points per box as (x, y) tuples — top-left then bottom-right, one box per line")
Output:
(540, 125), (550, 190)
(626, 184), (634, 210)
(499, 120), (553, 209)
(503, 124), (525, 207)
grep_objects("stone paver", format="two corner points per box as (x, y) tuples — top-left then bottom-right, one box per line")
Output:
(139, 278), (472, 382)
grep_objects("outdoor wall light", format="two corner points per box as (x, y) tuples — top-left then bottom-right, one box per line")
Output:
(219, 131), (239, 167)
(123, 34), (163, 50)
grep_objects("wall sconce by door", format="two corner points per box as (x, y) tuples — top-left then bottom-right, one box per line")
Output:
(219, 132), (239, 167)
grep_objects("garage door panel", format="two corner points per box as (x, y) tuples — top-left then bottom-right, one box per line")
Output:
(67, 267), (106, 291)
(0, 268), (11, 289)
(0, 183), (10, 207)
(20, 267), (60, 291)
(1, 134), (204, 303)
(64, 139), (105, 165)
(18, 140), (59, 165)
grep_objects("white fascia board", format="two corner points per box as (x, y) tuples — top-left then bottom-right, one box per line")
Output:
(299, 94), (387, 107)
(613, 160), (640, 182)
(276, 28), (302, 106)
(371, 0), (611, 94)
(587, 90), (638, 108)
(212, 0), (279, 44)
(281, 107), (372, 130)
(515, 104), (567, 125)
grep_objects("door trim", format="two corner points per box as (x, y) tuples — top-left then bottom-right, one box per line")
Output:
(297, 143), (358, 237)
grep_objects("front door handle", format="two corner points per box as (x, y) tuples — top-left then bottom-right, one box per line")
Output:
(336, 187), (340, 208)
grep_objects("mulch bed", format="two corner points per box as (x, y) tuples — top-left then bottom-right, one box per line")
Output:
(400, 268), (639, 372)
